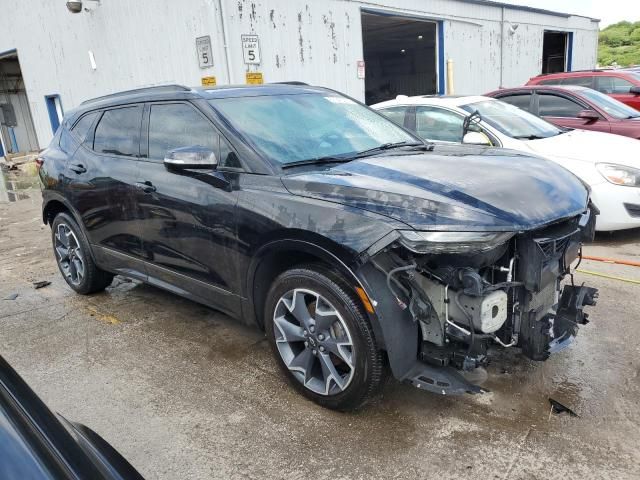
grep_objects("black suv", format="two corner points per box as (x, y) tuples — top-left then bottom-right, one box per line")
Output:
(39, 84), (598, 410)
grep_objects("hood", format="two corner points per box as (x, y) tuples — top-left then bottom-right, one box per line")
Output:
(282, 149), (588, 231)
(522, 129), (640, 169)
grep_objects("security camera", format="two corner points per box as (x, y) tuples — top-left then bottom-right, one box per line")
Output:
(508, 24), (520, 35)
(66, 1), (83, 13)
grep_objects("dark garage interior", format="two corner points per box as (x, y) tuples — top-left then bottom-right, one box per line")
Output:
(361, 12), (438, 105)
(542, 31), (569, 73)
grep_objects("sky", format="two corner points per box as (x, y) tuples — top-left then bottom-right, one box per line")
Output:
(503, 0), (640, 27)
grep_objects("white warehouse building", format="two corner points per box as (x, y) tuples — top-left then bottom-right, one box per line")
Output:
(0, 0), (599, 155)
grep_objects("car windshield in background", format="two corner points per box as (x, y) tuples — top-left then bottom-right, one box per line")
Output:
(462, 99), (563, 140)
(580, 89), (640, 119)
(209, 93), (416, 165)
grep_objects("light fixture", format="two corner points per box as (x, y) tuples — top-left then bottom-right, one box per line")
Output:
(508, 24), (519, 35)
(401, 49), (406, 53)
(418, 35), (423, 40)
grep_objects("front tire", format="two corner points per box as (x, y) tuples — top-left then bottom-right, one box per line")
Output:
(264, 266), (384, 411)
(51, 212), (114, 294)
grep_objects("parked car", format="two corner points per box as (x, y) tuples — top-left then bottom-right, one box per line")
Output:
(40, 84), (597, 410)
(0, 354), (143, 479)
(526, 70), (640, 110)
(373, 95), (640, 231)
(486, 85), (640, 139)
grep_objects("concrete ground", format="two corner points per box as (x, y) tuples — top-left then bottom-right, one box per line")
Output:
(1, 174), (639, 479)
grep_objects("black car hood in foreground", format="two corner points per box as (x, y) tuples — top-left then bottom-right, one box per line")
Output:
(282, 149), (588, 231)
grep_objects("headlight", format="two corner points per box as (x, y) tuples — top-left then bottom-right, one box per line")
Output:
(398, 230), (514, 254)
(596, 163), (640, 187)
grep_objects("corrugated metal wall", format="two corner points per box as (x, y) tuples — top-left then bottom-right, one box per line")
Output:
(0, 0), (599, 147)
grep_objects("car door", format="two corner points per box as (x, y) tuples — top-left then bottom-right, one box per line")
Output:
(595, 75), (640, 110)
(135, 100), (241, 316)
(536, 92), (610, 133)
(65, 105), (147, 277)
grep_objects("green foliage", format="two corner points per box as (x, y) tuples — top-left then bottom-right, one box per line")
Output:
(598, 21), (640, 66)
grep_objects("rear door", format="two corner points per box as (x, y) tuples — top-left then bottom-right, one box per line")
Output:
(66, 105), (146, 276)
(536, 92), (610, 132)
(135, 101), (241, 316)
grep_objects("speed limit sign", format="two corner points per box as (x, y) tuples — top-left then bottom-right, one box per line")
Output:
(241, 34), (261, 64)
(196, 36), (214, 68)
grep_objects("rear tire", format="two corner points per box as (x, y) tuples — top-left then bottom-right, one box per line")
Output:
(264, 265), (384, 411)
(51, 212), (114, 294)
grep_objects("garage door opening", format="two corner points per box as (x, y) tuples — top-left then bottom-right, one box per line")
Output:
(0, 51), (39, 156)
(362, 12), (438, 105)
(542, 31), (572, 74)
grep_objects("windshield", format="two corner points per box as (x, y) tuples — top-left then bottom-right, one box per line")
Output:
(580, 88), (640, 119)
(209, 93), (417, 165)
(461, 99), (563, 139)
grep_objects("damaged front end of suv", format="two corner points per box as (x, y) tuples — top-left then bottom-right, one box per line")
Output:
(289, 151), (601, 396)
(358, 214), (597, 394)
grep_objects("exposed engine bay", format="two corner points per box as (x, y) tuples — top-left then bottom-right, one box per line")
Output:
(365, 210), (598, 393)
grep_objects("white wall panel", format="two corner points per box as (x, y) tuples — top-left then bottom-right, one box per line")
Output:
(0, 0), (599, 147)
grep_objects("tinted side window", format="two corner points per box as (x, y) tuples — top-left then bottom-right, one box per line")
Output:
(497, 94), (532, 112)
(538, 94), (583, 117)
(596, 76), (633, 94)
(93, 107), (142, 157)
(59, 129), (76, 154)
(538, 79), (562, 86)
(71, 111), (99, 141)
(378, 106), (408, 127)
(219, 136), (241, 168)
(562, 76), (594, 88)
(415, 107), (463, 142)
(148, 103), (217, 160)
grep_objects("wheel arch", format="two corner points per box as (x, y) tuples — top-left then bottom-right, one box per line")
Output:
(245, 236), (380, 340)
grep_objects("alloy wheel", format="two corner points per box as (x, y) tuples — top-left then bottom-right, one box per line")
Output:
(54, 223), (85, 286)
(273, 288), (355, 396)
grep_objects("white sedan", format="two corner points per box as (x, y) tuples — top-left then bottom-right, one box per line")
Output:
(372, 95), (640, 231)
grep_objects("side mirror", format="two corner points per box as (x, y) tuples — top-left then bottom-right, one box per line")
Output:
(462, 131), (492, 146)
(577, 109), (600, 121)
(164, 146), (217, 170)
(630, 86), (640, 95)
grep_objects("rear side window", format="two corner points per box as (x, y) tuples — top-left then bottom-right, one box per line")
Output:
(378, 106), (408, 127)
(497, 94), (532, 112)
(93, 107), (142, 157)
(148, 103), (217, 160)
(538, 94), (583, 117)
(562, 76), (594, 88)
(538, 78), (562, 86)
(71, 112), (99, 141)
(595, 76), (633, 94)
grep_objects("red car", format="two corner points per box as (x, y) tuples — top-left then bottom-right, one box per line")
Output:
(526, 70), (640, 110)
(486, 85), (640, 140)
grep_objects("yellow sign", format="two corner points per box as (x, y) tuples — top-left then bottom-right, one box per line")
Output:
(246, 72), (264, 85)
(201, 76), (217, 86)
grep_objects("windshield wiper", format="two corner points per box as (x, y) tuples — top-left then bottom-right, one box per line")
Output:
(281, 142), (431, 169)
(513, 134), (547, 140)
(281, 155), (356, 169)
(351, 141), (431, 158)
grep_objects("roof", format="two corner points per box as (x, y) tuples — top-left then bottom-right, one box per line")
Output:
(74, 83), (329, 116)
(372, 95), (492, 109)
(455, 0), (599, 22)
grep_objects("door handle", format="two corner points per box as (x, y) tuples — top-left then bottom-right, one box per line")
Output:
(135, 181), (156, 194)
(69, 163), (87, 174)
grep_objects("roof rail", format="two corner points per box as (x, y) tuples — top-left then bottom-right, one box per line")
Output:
(81, 84), (191, 105)
(270, 81), (309, 85)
